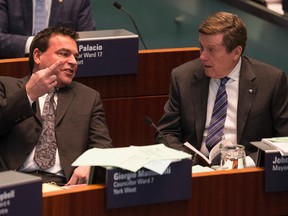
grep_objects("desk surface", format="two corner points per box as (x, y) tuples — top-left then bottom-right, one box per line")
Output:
(42, 167), (288, 216)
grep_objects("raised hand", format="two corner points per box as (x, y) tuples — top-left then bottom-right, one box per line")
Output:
(26, 59), (67, 101)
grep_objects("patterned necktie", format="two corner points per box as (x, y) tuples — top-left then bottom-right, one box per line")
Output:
(34, 89), (57, 170)
(34, 0), (47, 35)
(206, 77), (230, 151)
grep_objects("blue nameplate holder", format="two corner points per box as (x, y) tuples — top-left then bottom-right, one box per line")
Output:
(101, 159), (192, 209)
(0, 171), (42, 216)
(265, 153), (288, 192)
(251, 141), (288, 192)
(76, 29), (139, 77)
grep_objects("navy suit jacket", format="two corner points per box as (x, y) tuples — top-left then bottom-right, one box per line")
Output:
(0, 0), (96, 58)
(0, 76), (112, 180)
(156, 56), (288, 159)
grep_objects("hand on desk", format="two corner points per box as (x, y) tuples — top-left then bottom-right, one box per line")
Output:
(66, 166), (91, 185)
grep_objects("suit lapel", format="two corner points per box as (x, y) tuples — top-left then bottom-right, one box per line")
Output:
(55, 87), (75, 125)
(34, 100), (42, 123)
(237, 58), (258, 143)
(35, 87), (75, 125)
(16, 76), (42, 122)
(191, 69), (210, 147)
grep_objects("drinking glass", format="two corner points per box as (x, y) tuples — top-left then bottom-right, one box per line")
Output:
(220, 144), (246, 169)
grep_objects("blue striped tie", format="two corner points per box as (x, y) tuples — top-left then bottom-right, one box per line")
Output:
(206, 77), (230, 151)
(34, 0), (47, 35)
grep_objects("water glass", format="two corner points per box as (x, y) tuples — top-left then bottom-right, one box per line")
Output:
(220, 144), (246, 170)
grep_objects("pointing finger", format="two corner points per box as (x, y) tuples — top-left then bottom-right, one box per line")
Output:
(46, 59), (68, 76)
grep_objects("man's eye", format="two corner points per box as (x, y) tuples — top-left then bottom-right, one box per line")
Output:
(209, 48), (215, 53)
(58, 52), (69, 57)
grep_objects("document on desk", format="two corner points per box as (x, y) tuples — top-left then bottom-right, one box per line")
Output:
(72, 144), (192, 174)
(192, 165), (215, 173)
(262, 137), (288, 156)
(42, 183), (64, 193)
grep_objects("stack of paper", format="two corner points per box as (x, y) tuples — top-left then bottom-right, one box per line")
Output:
(72, 144), (192, 174)
(262, 137), (288, 156)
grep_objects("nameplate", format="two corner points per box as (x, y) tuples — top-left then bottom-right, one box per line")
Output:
(76, 29), (139, 77)
(265, 153), (288, 192)
(105, 159), (192, 209)
(251, 141), (288, 192)
(0, 171), (42, 216)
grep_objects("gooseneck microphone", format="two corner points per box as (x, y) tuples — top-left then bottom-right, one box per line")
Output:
(144, 115), (168, 145)
(113, 1), (147, 49)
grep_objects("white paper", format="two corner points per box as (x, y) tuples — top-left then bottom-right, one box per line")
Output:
(262, 137), (288, 156)
(143, 159), (176, 174)
(192, 165), (214, 173)
(72, 144), (192, 174)
(184, 142), (210, 164)
(42, 183), (64, 193)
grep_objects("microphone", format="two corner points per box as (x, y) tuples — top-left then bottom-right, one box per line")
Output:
(144, 115), (168, 145)
(113, 1), (147, 49)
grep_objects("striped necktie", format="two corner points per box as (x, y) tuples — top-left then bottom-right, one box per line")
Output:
(205, 77), (230, 151)
(34, 0), (47, 35)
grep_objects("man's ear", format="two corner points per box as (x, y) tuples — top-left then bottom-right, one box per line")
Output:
(233, 45), (242, 60)
(33, 48), (42, 65)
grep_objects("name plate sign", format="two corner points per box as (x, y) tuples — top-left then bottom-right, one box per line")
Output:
(105, 159), (192, 209)
(76, 29), (139, 77)
(0, 171), (42, 216)
(265, 153), (288, 192)
(251, 141), (288, 192)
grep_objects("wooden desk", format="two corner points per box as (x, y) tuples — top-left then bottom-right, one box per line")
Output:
(43, 168), (288, 216)
(0, 48), (200, 147)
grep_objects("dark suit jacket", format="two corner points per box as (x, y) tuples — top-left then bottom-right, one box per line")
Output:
(156, 56), (288, 158)
(0, 0), (96, 58)
(0, 76), (112, 180)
